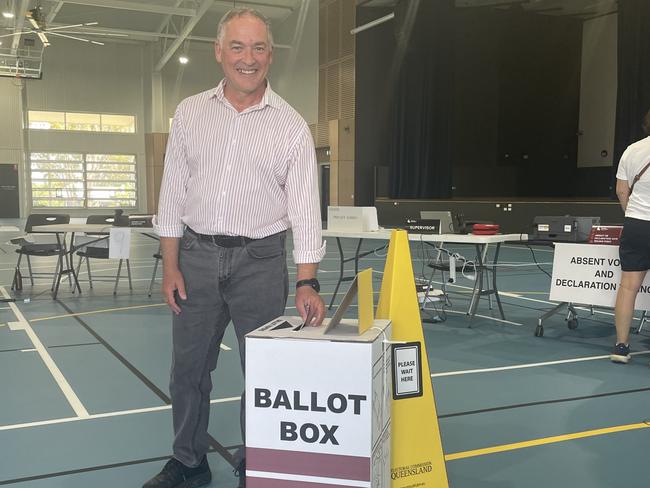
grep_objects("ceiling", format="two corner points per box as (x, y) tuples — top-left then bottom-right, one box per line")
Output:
(0, 0), (617, 78)
(0, 0), (618, 52)
(0, 0), (300, 50)
(361, 0), (618, 20)
(0, 0), (303, 76)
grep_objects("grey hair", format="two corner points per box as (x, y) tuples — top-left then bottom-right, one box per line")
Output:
(216, 8), (274, 48)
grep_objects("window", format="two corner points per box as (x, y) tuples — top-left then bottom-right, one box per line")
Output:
(28, 111), (136, 133)
(101, 114), (136, 133)
(31, 152), (137, 208)
(66, 112), (101, 131)
(31, 153), (85, 207)
(28, 111), (65, 130)
(86, 154), (137, 207)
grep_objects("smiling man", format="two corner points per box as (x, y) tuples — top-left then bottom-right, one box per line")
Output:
(144, 8), (325, 488)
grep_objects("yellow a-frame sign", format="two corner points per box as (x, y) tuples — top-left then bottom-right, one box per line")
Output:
(376, 229), (449, 487)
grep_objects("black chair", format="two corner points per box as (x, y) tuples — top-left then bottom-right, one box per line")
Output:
(11, 213), (70, 291)
(75, 215), (132, 294)
(419, 256), (457, 322)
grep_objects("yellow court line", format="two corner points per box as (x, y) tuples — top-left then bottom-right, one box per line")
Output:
(445, 421), (650, 461)
(31, 303), (167, 322)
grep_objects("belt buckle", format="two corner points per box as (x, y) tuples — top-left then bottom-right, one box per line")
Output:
(213, 235), (239, 247)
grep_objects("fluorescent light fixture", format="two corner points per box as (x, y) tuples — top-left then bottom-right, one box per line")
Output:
(2, 11), (13, 18)
(350, 12), (395, 35)
(179, 55), (189, 64)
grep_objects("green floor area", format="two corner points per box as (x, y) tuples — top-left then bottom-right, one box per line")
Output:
(1, 222), (648, 487)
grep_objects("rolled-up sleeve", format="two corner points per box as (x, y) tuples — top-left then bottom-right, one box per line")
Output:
(285, 127), (326, 264)
(153, 107), (189, 238)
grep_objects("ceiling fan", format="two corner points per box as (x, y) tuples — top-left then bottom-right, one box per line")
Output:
(1, 4), (124, 47)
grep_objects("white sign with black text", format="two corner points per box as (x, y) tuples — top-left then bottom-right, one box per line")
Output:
(109, 227), (131, 259)
(391, 342), (423, 400)
(549, 243), (650, 308)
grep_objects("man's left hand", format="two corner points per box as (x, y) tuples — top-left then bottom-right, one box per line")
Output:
(296, 286), (325, 327)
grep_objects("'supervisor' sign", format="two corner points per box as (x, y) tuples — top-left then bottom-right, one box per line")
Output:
(549, 243), (650, 308)
(245, 334), (391, 487)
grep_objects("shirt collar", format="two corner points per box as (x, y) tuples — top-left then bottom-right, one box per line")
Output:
(210, 79), (281, 111)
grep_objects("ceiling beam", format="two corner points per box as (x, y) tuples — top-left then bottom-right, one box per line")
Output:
(285, 0), (308, 76)
(55, 24), (203, 41)
(11, 0), (31, 55)
(42, 0), (198, 17)
(212, 0), (294, 12)
(46, 1), (66, 24)
(155, 0), (215, 72)
(46, 23), (292, 48)
(156, 0), (186, 33)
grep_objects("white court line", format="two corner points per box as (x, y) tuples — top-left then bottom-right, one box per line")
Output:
(497, 290), (631, 321)
(0, 396), (241, 432)
(0, 258), (160, 273)
(431, 350), (650, 378)
(422, 279), (627, 322)
(502, 244), (555, 253)
(0, 286), (89, 418)
(443, 309), (523, 326)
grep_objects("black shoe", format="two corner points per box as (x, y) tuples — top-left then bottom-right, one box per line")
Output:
(233, 458), (246, 488)
(143, 456), (211, 488)
(610, 343), (631, 364)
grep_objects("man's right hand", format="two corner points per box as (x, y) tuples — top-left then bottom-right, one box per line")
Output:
(162, 267), (186, 315)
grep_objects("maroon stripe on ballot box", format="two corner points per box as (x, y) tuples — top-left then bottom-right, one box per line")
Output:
(247, 447), (370, 481)
(247, 478), (363, 488)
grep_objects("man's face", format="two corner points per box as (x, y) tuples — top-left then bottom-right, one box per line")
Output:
(215, 15), (272, 98)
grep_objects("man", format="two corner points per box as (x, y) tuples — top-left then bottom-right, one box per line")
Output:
(144, 8), (326, 488)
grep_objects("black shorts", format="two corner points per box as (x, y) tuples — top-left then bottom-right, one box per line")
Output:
(619, 217), (650, 272)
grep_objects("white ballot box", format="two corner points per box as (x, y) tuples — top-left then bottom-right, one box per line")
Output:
(245, 316), (392, 488)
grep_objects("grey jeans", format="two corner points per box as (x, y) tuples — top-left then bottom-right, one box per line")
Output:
(170, 228), (289, 467)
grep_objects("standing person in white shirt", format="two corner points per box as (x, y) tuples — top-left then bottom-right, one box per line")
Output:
(611, 109), (650, 364)
(144, 8), (326, 488)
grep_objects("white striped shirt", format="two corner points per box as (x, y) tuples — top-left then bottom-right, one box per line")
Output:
(154, 80), (326, 264)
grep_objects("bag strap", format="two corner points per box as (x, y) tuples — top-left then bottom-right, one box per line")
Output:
(629, 160), (650, 194)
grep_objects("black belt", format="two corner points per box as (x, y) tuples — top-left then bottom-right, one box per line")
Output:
(187, 227), (254, 248)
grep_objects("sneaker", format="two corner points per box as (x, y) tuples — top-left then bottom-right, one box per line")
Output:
(610, 343), (631, 364)
(233, 458), (246, 488)
(143, 456), (211, 488)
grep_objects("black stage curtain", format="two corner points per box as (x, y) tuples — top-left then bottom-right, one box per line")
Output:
(613, 0), (650, 181)
(388, 0), (454, 199)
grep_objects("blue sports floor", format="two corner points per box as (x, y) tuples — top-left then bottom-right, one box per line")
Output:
(1, 219), (649, 487)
